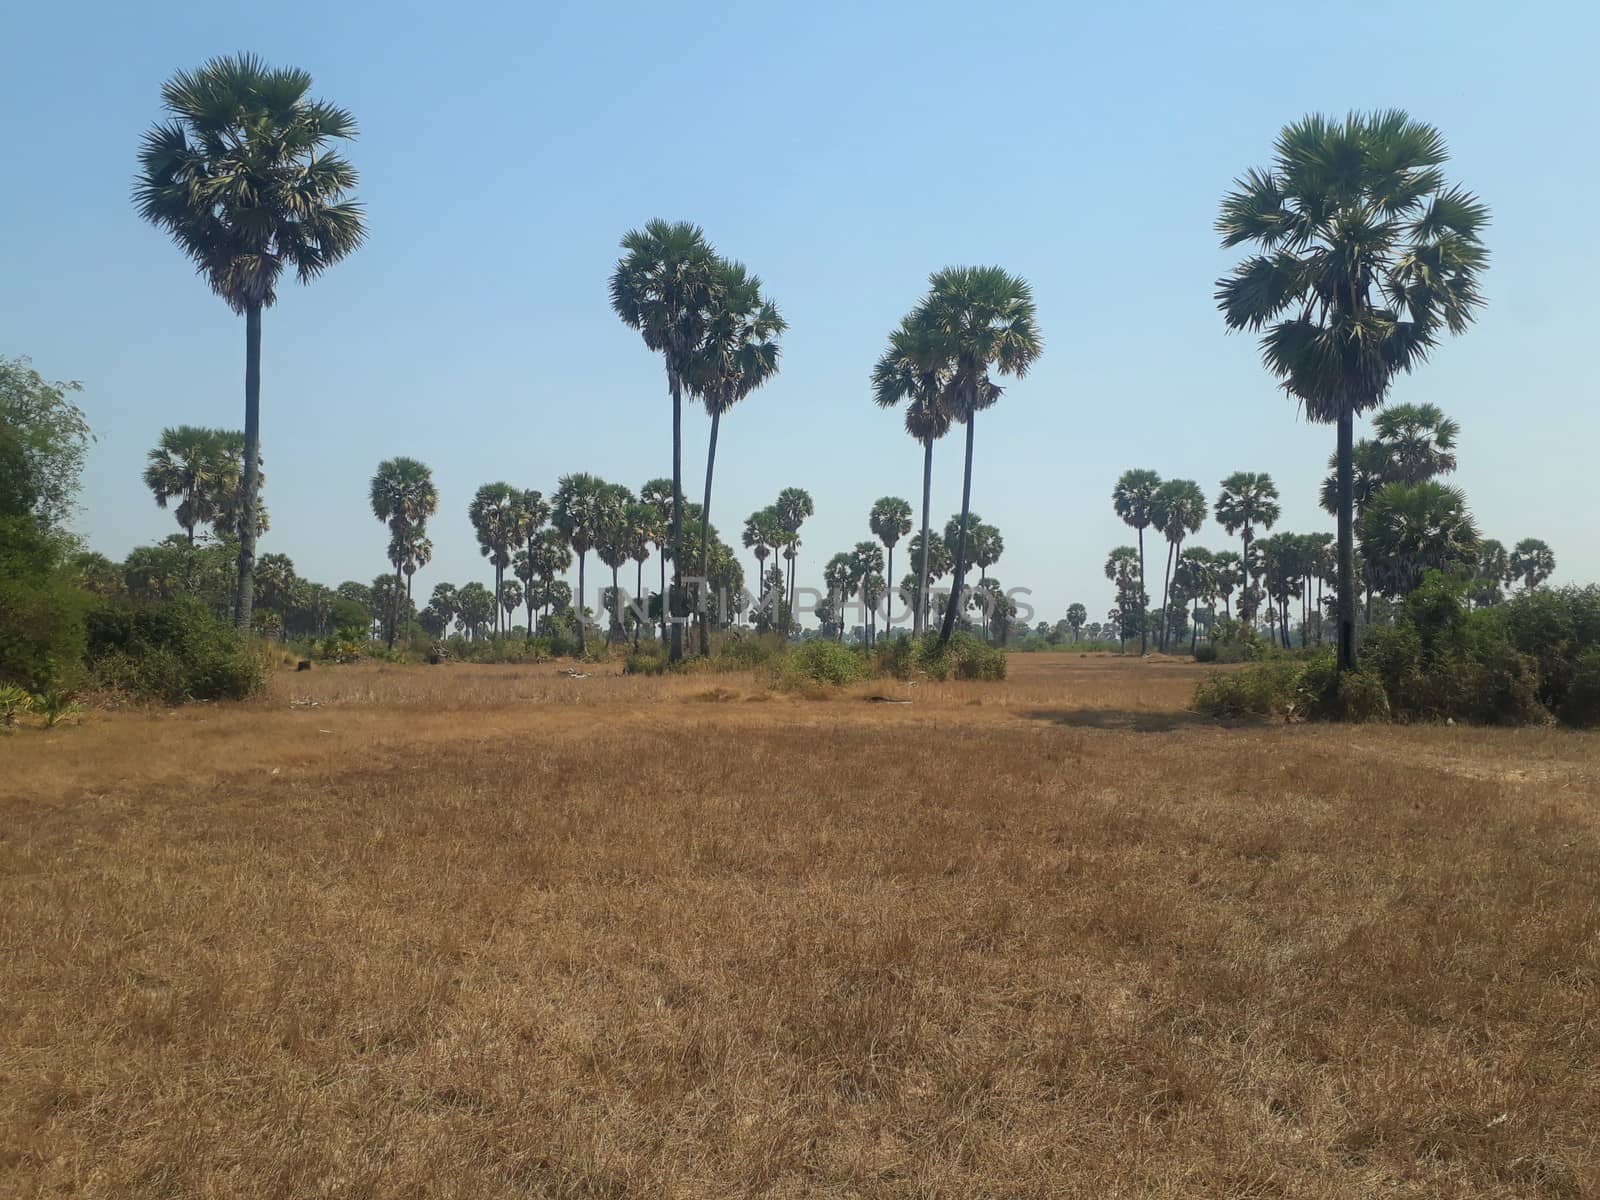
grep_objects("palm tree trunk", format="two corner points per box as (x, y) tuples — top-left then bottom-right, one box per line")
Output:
(1336, 408), (1357, 671)
(576, 551), (587, 655)
(1137, 526), (1148, 655)
(697, 410), (720, 657)
(1240, 529), (1253, 623)
(885, 545), (894, 640)
(917, 437), (933, 636)
(658, 552), (667, 643)
(1159, 541), (1175, 653)
(388, 559), (402, 649)
(938, 416), (976, 645)
(1190, 599), (1199, 655)
(634, 560), (644, 649)
(609, 564), (620, 645)
(668, 368), (684, 663)
(235, 302), (262, 631)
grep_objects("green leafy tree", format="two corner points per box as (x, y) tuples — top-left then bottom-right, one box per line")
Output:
(1112, 470), (1162, 653)
(0, 356), (90, 529)
(453, 582), (495, 641)
(912, 267), (1042, 644)
(136, 53), (366, 629)
(143, 425), (230, 545)
(1471, 538), (1509, 608)
(1217, 111), (1487, 669)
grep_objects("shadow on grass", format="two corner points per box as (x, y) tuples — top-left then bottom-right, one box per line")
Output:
(1019, 708), (1209, 734)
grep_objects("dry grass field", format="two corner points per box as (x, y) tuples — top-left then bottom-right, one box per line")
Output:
(3, 653), (1598, 1198)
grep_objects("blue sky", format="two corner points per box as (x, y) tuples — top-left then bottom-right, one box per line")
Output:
(4, 0), (1594, 625)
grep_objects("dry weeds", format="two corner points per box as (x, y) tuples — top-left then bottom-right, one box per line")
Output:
(2, 655), (1598, 1197)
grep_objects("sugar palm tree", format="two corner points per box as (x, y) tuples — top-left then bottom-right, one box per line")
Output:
(1213, 472), (1280, 624)
(623, 501), (662, 642)
(851, 541), (885, 645)
(913, 267), (1042, 644)
(1152, 479), (1207, 651)
(868, 497), (913, 637)
(1319, 439), (1390, 519)
(943, 511), (987, 601)
(525, 528), (572, 631)
(823, 553), (856, 642)
(1066, 603), (1087, 641)
(593, 483), (637, 643)
(610, 220), (724, 662)
(1509, 537), (1556, 591)
(1112, 470), (1162, 654)
(552, 473), (606, 654)
(904, 532), (953, 632)
(774, 487), (813, 623)
(1359, 482), (1480, 598)
(399, 529), (431, 601)
(468, 483), (525, 636)
(1218, 111), (1488, 669)
(1470, 538), (1509, 608)
(1372, 402), (1459, 483)
(143, 425), (230, 545)
(136, 54), (365, 629)
(639, 478), (676, 641)
(688, 259), (784, 653)
(370, 456), (438, 648)
(872, 316), (955, 635)
(1173, 546), (1216, 653)
(1211, 549), (1244, 618)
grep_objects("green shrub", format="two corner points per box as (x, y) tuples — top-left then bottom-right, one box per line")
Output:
(1203, 617), (1266, 664)
(623, 641), (668, 676)
(0, 684), (32, 729)
(1562, 648), (1600, 729)
(1335, 669), (1392, 723)
(0, 516), (90, 694)
(1193, 659), (1307, 720)
(872, 632), (1007, 681)
(86, 597), (265, 704)
(770, 640), (870, 688)
(713, 632), (784, 668)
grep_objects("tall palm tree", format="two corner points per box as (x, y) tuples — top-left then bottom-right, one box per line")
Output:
(1066, 603), (1087, 641)
(370, 456), (438, 648)
(823, 553), (856, 642)
(688, 259), (785, 654)
(872, 317), (954, 635)
(774, 487), (813, 624)
(468, 483), (524, 636)
(143, 425), (229, 545)
(1509, 538), (1556, 591)
(552, 473), (606, 654)
(905, 532), (954, 632)
(868, 497), (913, 637)
(136, 54), (365, 630)
(1218, 111), (1488, 669)
(914, 266), (1043, 645)
(1372, 402), (1460, 484)
(1214, 472), (1280, 624)
(1319, 440), (1390, 519)
(1112, 470), (1163, 654)
(1211, 549), (1244, 619)
(1470, 538), (1509, 608)
(1152, 479), (1206, 651)
(851, 541), (885, 645)
(1359, 482), (1480, 598)
(593, 483), (636, 643)
(623, 501), (659, 646)
(639, 478), (675, 642)
(1173, 546), (1216, 654)
(526, 528), (572, 631)
(943, 511), (986, 601)
(610, 220), (724, 662)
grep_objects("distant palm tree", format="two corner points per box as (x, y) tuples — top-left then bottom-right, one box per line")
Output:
(1509, 537), (1556, 591)
(370, 456), (438, 648)
(851, 541), (885, 645)
(624, 500), (662, 644)
(1113, 470), (1163, 653)
(869, 497), (913, 637)
(1372, 402), (1460, 484)
(468, 483), (524, 636)
(872, 316), (954, 635)
(610, 220), (724, 662)
(1359, 482), (1480, 598)
(1210, 549), (1244, 618)
(774, 488), (813, 625)
(639, 478), (675, 641)
(592, 483), (637, 642)
(823, 553), (856, 642)
(524, 528), (572, 630)
(1218, 111), (1487, 669)
(914, 266), (1042, 644)
(1066, 603), (1087, 641)
(1152, 480), (1207, 651)
(498, 578), (524, 630)
(943, 511), (987, 602)
(1214, 472), (1280, 624)
(143, 425), (230, 545)
(688, 259), (784, 654)
(1319, 440), (1390, 520)
(905, 532), (953, 631)
(1470, 538), (1509, 608)
(552, 473), (606, 654)
(136, 53), (365, 629)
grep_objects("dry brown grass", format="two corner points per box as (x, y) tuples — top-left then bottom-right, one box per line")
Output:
(3, 654), (1598, 1198)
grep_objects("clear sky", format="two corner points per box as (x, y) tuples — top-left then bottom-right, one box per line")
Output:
(5, 0), (1595, 626)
